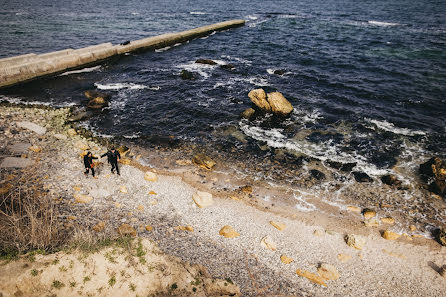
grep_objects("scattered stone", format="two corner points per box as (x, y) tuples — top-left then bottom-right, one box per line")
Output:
(409, 225), (417, 232)
(74, 140), (89, 150)
(175, 225), (194, 232)
(260, 235), (277, 251)
(241, 108), (256, 120)
(382, 230), (400, 240)
(145, 225), (153, 232)
(266, 91), (294, 116)
(192, 154), (216, 170)
(437, 228), (446, 246)
(87, 96), (109, 109)
(195, 58), (217, 65)
(67, 128), (77, 136)
(8, 142), (31, 155)
(28, 145), (41, 153)
(68, 110), (92, 122)
(381, 174), (402, 187)
(337, 254), (352, 263)
(192, 191), (214, 208)
(362, 208), (376, 219)
(180, 69), (196, 80)
(137, 205), (144, 211)
(381, 217), (395, 225)
(347, 206), (361, 213)
(317, 263), (340, 280)
(119, 186), (128, 193)
(364, 218), (380, 227)
(219, 225), (240, 238)
(270, 221), (286, 231)
(16, 121), (46, 135)
(144, 171), (158, 182)
(280, 255), (294, 264)
(148, 191), (157, 195)
(92, 221), (105, 232)
(248, 89), (270, 112)
(353, 171), (373, 183)
(0, 157), (33, 168)
(296, 269), (327, 287)
(239, 185), (252, 194)
(74, 193), (93, 203)
(419, 156), (446, 197)
(117, 224), (137, 237)
(345, 234), (365, 250)
(119, 158), (131, 165)
(67, 216), (77, 220)
(313, 229), (324, 237)
(175, 159), (192, 166)
(53, 133), (67, 140)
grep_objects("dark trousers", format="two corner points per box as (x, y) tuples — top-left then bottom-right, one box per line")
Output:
(85, 167), (95, 177)
(111, 161), (119, 174)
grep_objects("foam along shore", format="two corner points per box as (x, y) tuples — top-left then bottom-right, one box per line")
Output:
(0, 19), (245, 89)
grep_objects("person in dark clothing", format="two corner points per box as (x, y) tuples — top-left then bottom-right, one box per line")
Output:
(101, 148), (121, 175)
(83, 151), (98, 178)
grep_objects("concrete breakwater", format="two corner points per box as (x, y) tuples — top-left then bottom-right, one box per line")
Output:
(0, 19), (245, 89)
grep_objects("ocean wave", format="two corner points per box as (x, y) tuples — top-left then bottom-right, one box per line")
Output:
(155, 46), (172, 52)
(221, 55), (252, 65)
(94, 83), (159, 91)
(366, 119), (426, 136)
(59, 66), (101, 76)
(246, 15), (258, 20)
(292, 108), (322, 124)
(190, 11), (206, 15)
(248, 19), (268, 28)
(212, 76), (269, 89)
(0, 95), (75, 107)
(368, 20), (400, 27)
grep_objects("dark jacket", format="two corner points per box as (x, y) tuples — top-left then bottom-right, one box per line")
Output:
(101, 150), (121, 164)
(83, 154), (98, 168)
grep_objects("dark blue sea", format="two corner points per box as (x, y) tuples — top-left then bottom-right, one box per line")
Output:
(1, 0), (445, 229)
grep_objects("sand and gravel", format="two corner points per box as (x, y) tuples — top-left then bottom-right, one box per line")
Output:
(0, 105), (445, 296)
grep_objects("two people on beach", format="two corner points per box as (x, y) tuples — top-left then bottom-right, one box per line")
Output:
(83, 148), (121, 177)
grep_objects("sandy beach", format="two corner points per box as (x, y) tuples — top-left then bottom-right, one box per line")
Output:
(0, 104), (445, 296)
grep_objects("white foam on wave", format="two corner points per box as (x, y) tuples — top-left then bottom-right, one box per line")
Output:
(366, 118), (426, 136)
(131, 12), (139, 15)
(177, 60), (222, 79)
(248, 19), (268, 28)
(368, 20), (400, 27)
(95, 82), (159, 91)
(190, 11), (207, 15)
(0, 95), (76, 107)
(213, 76), (269, 89)
(221, 55), (252, 65)
(155, 46), (172, 52)
(123, 132), (141, 139)
(246, 15), (258, 20)
(59, 65), (101, 76)
(292, 108), (323, 124)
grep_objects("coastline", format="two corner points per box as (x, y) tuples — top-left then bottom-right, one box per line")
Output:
(0, 103), (445, 296)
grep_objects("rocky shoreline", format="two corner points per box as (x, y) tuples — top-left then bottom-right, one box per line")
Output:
(0, 104), (445, 296)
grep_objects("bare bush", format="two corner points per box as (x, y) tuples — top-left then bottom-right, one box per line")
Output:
(0, 167), (67, 255)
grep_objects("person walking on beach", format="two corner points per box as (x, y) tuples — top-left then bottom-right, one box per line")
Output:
(101, 148), (121, 175)
(83, 151), (98, 178)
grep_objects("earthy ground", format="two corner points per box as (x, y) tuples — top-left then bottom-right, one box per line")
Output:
(0, 105), (445, 296)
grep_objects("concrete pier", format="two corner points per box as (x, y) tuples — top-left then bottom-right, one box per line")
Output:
(0, 19), (245, 89)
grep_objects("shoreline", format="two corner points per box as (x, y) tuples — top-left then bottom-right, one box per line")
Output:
(0, 103), (445, 296)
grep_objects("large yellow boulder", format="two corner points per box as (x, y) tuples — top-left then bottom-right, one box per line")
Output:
(248, 89), (270, 112)
(266, 91), (293, 116)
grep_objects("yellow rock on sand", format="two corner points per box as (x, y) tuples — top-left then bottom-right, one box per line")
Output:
(67, 128), (77, 136)
(137, 205), (144, 211)
(67, 216), (77, 221)
(73, 185), (81, 192)
(192, 191), (214, 208)
(74, 193), (93, 204)
(192, 154), (216, 170)
(364, 218), (380, 227)
(145, 225), (153, 232)
(280, 255), (294, 264)
(175, 225), (194, 232)
(337, 254), (352, 263)
(381, 217), (395, 225)
(382, 230), (400, 240)
(92, 221), (105, 232)
(347, 206), (361, 213)
(117, 224), (136, 237)
(345, 234), (365, 250)
(363, 209), (376, 219)
(270, 221), (286, 231)
(144, 171), (158, 182)
(260, 235), (277, 251)
(176, 159), (192, 166)
(409, 225), (417, 232)
(296, 269), (327, 287)
(120, 186), (128, 193)
(317, 263), (340, 280)
(219, 225), (240, 238)
(114, 202), (121, 208)
(148, 190), (157, 195)
(28, 145), (41, 152)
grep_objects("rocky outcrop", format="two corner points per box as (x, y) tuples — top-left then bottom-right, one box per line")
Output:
(419, 157), (446, 197)
(273, 69), (285, 75)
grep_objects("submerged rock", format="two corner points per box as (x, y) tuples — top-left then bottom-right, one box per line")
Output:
(273, 69), (286, 75)
(419, 157), (446, 197)
(240, 108), (255, 120)
(180, 69), (196, 80)
(220, 64), (235, 70)
(195, 58), (217, 65)
(381, 174), (402, 187)
(86, 96), (109, 109)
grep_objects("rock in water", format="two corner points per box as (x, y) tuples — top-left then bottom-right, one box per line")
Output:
(192, 191), (214, 208)
(381, 174), (402, 187)
(180, 69), (196, 80)
(219, 225), (240, 238)
(220, 64), (235, 70)
(266, 91), (293, 116)
(317, 263), (340, 280)
(353, 171), (373, 182)
(273, 69), (286, 75)
(87, 96), (109, 109)
(419, 157), (446, 197)
(241, 108), (255, 120)
(248, 89), (271, 112)
(192, 154), (216, 170)
(195, 58), (217, 65)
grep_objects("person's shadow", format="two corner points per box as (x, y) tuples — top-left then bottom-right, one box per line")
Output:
(427, 261), (445, 275)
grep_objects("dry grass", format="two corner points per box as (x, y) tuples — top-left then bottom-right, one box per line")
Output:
(0, 167), (67, 257)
